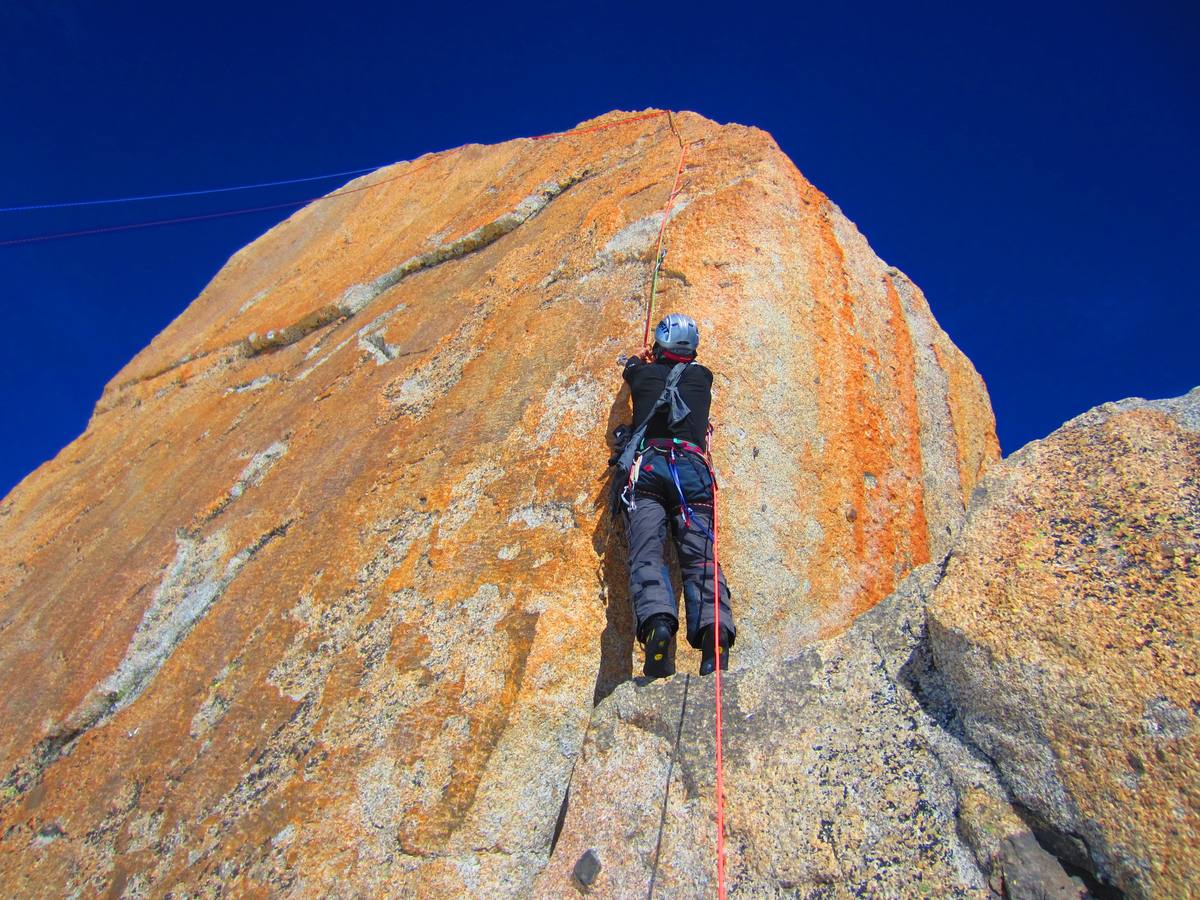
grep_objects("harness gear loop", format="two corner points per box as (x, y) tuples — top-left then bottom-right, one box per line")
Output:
(619, 451), (645, 512)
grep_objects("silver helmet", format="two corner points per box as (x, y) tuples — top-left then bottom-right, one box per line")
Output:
(653, 313), (699, 356)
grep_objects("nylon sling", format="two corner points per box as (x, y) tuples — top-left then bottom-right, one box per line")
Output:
(614, 361), (691, 475)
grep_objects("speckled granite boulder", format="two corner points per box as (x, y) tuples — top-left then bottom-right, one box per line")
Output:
(929, 388), (1200, 898)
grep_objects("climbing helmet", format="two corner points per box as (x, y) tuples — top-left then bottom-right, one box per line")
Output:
(654, 313), (700, 356)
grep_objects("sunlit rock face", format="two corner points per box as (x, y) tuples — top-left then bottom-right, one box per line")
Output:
(0, 110), (996, 895)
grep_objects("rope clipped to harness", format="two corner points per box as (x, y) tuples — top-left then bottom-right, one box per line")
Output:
(666, 444), (716, 541)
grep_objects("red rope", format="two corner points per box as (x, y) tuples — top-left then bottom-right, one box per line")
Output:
(636, 114), (727, 897)
(641, 113), (689, 349)
(708, 449), (728, 899)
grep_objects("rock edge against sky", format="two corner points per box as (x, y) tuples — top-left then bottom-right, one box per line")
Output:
(2, 111), (1188, 897)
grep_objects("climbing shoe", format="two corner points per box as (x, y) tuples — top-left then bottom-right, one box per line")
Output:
(641, 614), (677, 679)
(698, 625), (731, 676)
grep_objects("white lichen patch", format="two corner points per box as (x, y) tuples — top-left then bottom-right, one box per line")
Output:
(598, 198), (692, 263)
(403, 583), (510, 710)
(355, 307), (407, 365)
(99, 531), (229, 712)
(507, 504), (577, 532)
(230, 441), (288, 501)
(359, 331), (398, 364)
(382, 291), (500, 420)
(298, 304), (407, 380)
(339, 283), (376, 317)
(190, 659), (237, 738)
(440, 464), (506, 536)
(357, 756), (402, 831)
(237, 289), (270, 315)
(225, 375), (274, 395)
(387, 373), (434, 415)
(97, 522), (290, 717)
(534, 374), (603, 446)
(268, 591), (371, 703)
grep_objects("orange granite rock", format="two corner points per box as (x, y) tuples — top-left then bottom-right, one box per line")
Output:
(0, 110), (996, 895)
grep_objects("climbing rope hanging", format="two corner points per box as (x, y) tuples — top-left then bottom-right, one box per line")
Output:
(641, 112), (689, 350)
(639, 112), (728, 900)
(1, 112), (670, 248)
(707, 445), (728, 900)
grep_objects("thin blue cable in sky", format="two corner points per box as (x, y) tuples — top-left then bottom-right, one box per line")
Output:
(0, 164), (391, 212)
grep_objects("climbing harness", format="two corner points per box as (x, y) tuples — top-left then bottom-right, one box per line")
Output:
(615, 361), (692, 511)
(665, 441), (717, 541)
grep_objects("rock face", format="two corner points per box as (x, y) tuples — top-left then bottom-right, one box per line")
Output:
(0, 110), (996, 895)
(536, 566), (993, 897)
(929, 388), (1200, 898)
(536, 565), (1089, 898)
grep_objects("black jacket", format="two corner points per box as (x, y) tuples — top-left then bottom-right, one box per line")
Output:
(623, 357), (713, 447)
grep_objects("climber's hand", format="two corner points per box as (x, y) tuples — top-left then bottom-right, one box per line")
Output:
(619, 346), (650, 366)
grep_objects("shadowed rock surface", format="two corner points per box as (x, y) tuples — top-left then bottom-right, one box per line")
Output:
(930, 387), (1200, 899)
(0, 109), (999, 895)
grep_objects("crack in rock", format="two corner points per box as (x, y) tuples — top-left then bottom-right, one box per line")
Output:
(201, 440), (289, 523)
(335, 171), (590, 334)
(103, 171), (589, 407)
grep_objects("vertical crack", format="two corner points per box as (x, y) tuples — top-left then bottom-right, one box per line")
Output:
(647, 674), (690, 900)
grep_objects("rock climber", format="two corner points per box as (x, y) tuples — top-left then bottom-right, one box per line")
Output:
(613, 313), (735, 679)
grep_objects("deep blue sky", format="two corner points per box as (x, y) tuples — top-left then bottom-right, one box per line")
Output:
(2, 1), (1196, 496)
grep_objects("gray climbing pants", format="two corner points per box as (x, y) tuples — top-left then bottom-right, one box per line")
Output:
(623, 450), (735, 650)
